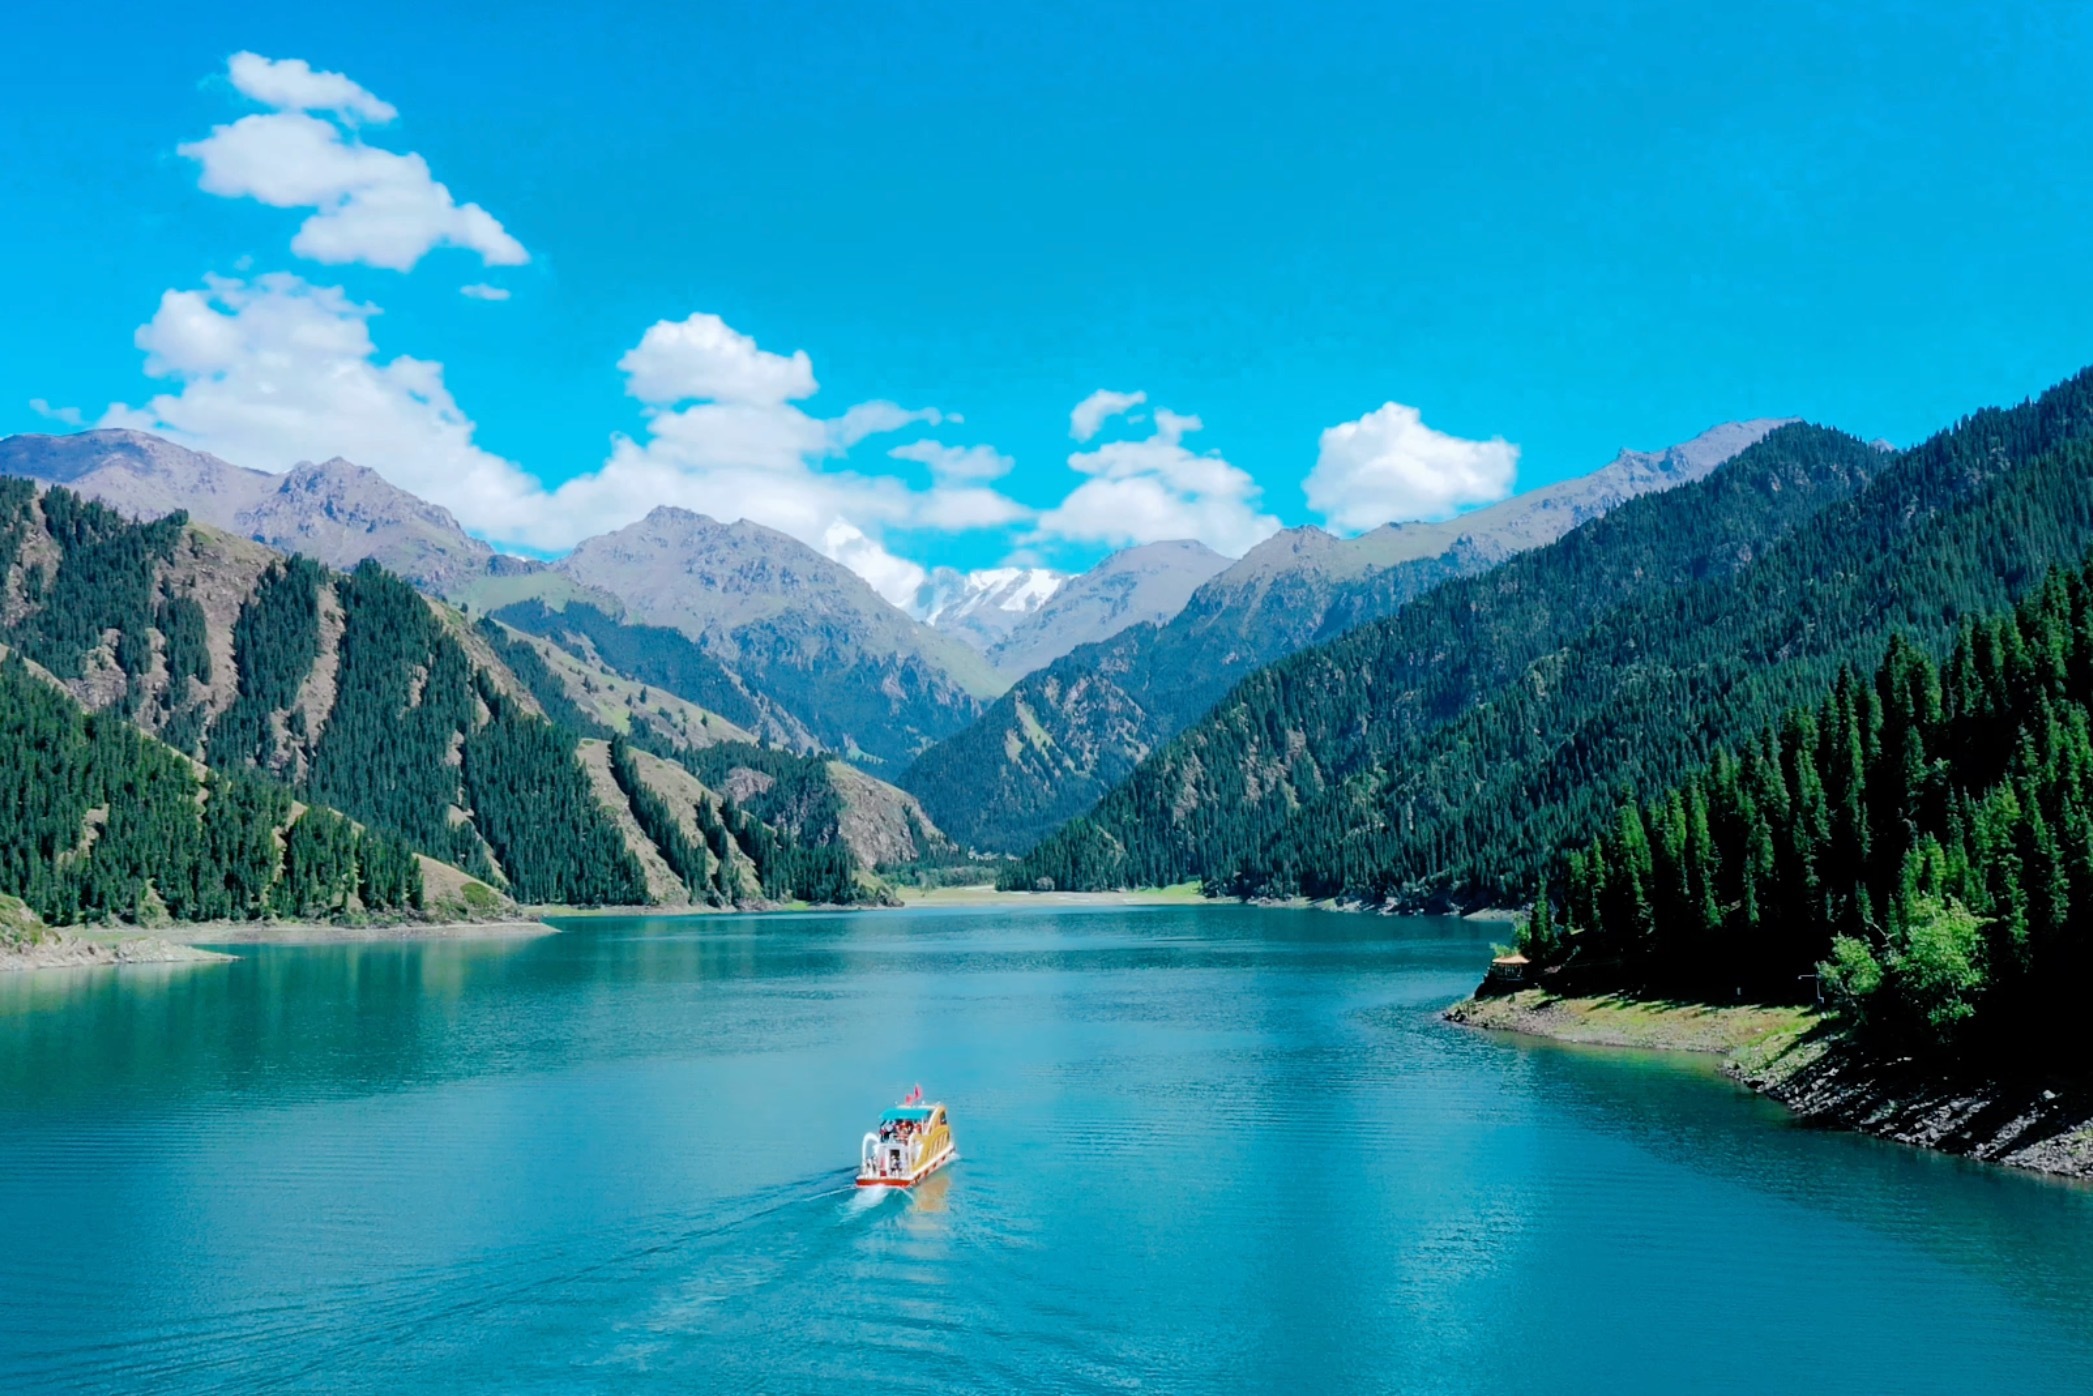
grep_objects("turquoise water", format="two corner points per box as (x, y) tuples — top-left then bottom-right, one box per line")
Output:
(2, 906), (2092, 1393)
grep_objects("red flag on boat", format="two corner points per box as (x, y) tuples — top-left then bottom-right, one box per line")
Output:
(904, 1084), (922, 1105)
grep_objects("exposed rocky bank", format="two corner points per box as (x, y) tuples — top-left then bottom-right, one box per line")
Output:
(1448, 990), (2093, 1182)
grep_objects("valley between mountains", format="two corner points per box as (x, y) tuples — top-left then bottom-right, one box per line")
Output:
(0, 411), (1790, 933)
(12, 369), (2093, 1178)
(2, 372), (2090, 943)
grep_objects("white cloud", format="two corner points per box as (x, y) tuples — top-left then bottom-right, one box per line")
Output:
(829, 400), (943, 450)
(618, 312), (815, 406)
(29, 399), (84, 426)
(1305, 402), (1518, 533)
(520, 315), (1029, 597)
(1035, 400), (1279, 556)
(915, 486), (1032, 531)
(101, 273), (542, 530)
(823, 520), (926, 608)
(180, 54), (526, 272)
(1070, 388), (1146, 442)
(460, 283), (510, 301)
(99, 282), (1020, 606)
(888, 440), (1014, 481)
(226, 52), (396, 123)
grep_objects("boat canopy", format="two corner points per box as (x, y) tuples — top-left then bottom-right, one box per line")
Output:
(880, 1106), (934, 1123)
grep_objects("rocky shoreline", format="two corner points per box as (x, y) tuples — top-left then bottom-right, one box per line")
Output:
(168, 918), (551, 946)
(1447, 990), (2093, 1183)
(0, 931), (236, 973)
(0, 907), (554, 975)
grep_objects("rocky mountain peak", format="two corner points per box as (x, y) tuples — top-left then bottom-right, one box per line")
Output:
(1604, 418), (1800, 486)
(0, 429), (494, 593)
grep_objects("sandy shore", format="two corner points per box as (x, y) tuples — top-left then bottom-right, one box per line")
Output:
(165, 918), (553, 946)
(1448, 989), (2093, 1182)
(891, 884), (1208, 908)
(0, 918), (553, 972)
(0, 931), (236, 973)
(531, 887), (1210, 916)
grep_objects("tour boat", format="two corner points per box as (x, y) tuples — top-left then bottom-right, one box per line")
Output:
(857, 1093), (956, 1188)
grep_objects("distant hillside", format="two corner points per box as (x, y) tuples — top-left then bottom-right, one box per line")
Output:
(904, 420), (1788, 853)
(547, 507), (1001, 768)
(1010, 367), (2093, 907)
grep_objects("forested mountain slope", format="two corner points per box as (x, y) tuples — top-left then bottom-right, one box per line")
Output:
(0, 482), (907, 920)
(1011, 367), (2093, 907)
(486, 598), (815, 751)
(472, 614), (956, 876)
(0, 650), (434, 926)
(472, 614), (759, 751)
(902, 421), (1788, 854)
(1531, 558), (2093, 1077)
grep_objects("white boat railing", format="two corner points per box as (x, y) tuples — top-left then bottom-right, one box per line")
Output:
(860, 1115), (950, 1181)
(861, 1132), (920, 1179)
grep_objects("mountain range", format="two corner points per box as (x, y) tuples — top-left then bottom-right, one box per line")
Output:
(0, 431), (1234, 772)
(1008, 366), (2093, 910)
(899, 419), (1794, 852)
(0, 475), (972, 925)
(0, 415), (1799, 865)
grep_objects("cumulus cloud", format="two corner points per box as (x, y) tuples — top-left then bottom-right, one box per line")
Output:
(1070, 388), (1146, 442)
(1305, 402), (1518, 533)
(915, 486), (1032, 531)
(100, 282), (1020, 606)
(522, 315), (1027, 600)
(1035, 401), (1279, 556)
(100, 273), (540, 529)
(618, 312), (815, 406)
(226, 52), (396, 123)
(889, 440), (1015, 481)
(180, 53), (526, 272)
(459, 283), (510, 301)
(29, 399), (84, 426)
(823, 520), (928, 608)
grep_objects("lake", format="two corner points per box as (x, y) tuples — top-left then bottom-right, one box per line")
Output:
(2, 905), (2090, 1393)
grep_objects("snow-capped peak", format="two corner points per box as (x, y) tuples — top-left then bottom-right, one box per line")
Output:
(911, 565), (1068, 638)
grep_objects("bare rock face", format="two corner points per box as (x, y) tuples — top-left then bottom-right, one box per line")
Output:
(825, 759), (950, 867)
(235, 458), (493, 593)
(0, 429), (277, 523)
(985, 540), (1229, 679)
(0, 430), (493, 592)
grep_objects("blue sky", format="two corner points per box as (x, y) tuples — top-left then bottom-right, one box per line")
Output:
(7, 2), (2093, 598)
